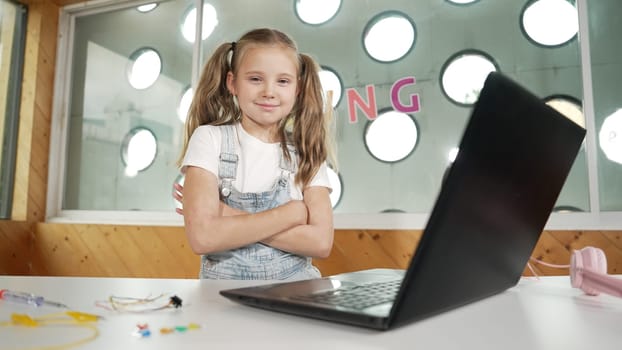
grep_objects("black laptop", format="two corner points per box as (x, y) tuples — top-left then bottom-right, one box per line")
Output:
(219, 72), (586, 330)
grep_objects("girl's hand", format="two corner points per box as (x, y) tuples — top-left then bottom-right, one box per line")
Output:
(173, 183), (184, 215)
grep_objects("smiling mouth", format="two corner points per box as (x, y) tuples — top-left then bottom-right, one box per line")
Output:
(256, 103), (278, 109)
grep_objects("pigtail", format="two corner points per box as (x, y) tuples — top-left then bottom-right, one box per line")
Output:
(176, 42), (238, 167)
(291, 53), (335, 188)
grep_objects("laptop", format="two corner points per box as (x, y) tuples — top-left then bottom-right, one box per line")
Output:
(219, 72), (586, 330)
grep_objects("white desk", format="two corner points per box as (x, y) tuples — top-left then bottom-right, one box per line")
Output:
(0, 275), (621, 349)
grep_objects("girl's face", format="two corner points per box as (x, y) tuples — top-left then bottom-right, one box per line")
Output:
(227, 45), (298, 141)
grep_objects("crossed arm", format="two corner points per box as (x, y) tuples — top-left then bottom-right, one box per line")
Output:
(177, 166), (334, 258)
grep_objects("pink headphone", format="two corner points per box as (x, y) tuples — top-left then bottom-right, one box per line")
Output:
(532, 246), (622, 298)
(570, 246), (622, 297)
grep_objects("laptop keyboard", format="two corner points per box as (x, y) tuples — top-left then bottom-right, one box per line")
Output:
(291, 279), (402, 310)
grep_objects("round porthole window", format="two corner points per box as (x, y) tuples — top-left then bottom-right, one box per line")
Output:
(448, 147), (459, 163)
(364, 110), (419, 163)
(295, 0), (341, 25)
(326, 167), (343, 208)
(521, 0), (578, 47)
(381, 209), (406, 213)
(544, 95), (584, 128)
(553, 205), (584, 213)
(173, 174), (185, 210)
(440, 50), (498, 106)
(446, 0), (480, 4)
(181, 3), (218, 43)
(599, 109), (622, 165)
(127, 48), (161, 90)
(319, 66), (343, 108)
(121, 127), (158, 177)
(363, 11), (416, 63)
(178, 86), (193, 123)
(136, 3), (157, 12)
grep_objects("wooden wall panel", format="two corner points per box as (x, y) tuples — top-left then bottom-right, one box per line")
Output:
(0, 1), (57, 277)
(0, 222), (29, 274)
(313, 230), (421, 276)
(317, 230), (622, 277)
(32, 223), (200, 278)
(13, 1), (58, 222)
(1, 224), (619, 278)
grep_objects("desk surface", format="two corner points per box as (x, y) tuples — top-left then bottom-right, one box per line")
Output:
(1, 275), (621, 349)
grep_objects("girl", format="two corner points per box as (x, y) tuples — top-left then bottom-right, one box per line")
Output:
(176, 28), (335, 280)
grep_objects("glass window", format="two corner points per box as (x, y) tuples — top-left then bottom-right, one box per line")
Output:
(598, 110), (622, 165)
(381, 209), (406, 213)
(58, 0), (192, 212)
(446, 0), (480, 5)
(364, 110), (418, 163)
(137, 3), (158, 13)
(177, 86), (193, 123)
(0, 1), (27, 219)
(121, 127), (158, 177)
(543, 94), (589, 212)
(544, 95), (584, 128)
(440, 50), (498, 106)
(181, 3), (218, 43)
(50, 0), (622, 229)
(521, 0), (578, 47)
(326, 167), (342, 208)
(295, 0), (341, 25)
(553, 205), (583, 213)
(363, 11), (416, 63)
(447, 147), (459, 162)
(319, 66), (343, 108)
(127, 47), (162, 90)
(588, 0), (622, 211)
(173, 173), (184, 211)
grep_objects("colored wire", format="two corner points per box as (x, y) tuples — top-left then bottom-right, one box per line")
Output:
(530, 256), (570, 269)
(527, 256), (571, 279)
(0, 311), (100, 350)
(95, 294), (182, 313)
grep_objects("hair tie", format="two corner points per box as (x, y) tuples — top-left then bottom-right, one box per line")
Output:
(231, 41), (236, 52)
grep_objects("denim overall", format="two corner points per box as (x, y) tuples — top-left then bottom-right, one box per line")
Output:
(199, 124), (321, 280)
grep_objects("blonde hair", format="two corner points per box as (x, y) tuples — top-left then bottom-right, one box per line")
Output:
(178, 28), (335, 189)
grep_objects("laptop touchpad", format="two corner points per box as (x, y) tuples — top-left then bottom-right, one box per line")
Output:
(252, 278), (357, 298)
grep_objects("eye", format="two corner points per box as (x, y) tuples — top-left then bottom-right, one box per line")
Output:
(278, 78), (290, 85)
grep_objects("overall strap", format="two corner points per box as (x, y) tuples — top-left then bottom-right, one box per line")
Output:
(218, 124), (238, 197)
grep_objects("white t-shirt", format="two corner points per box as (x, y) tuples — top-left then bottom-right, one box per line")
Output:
(181, 123), (331, 200)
